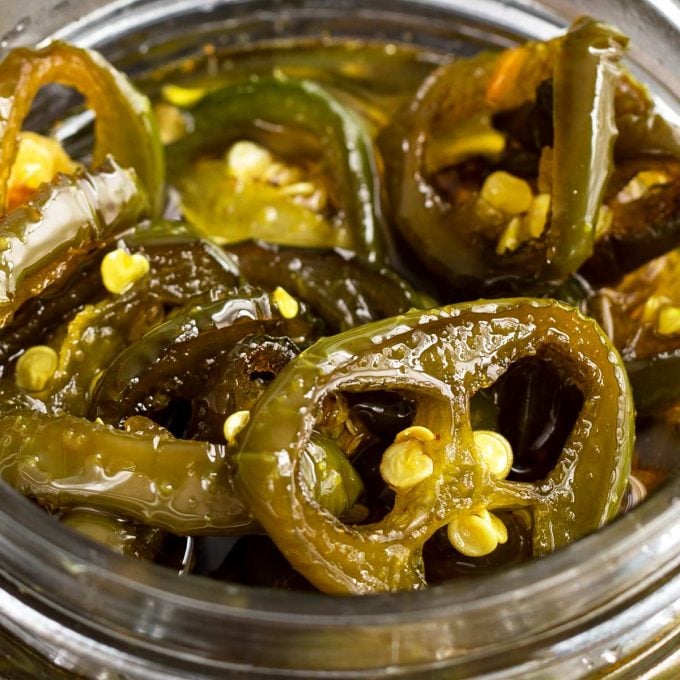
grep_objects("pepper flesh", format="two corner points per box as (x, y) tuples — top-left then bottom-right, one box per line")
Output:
(0, 158), (150, 327)
(381, 19), (626, 288)
(0, 409), (363, 534)
(547, 18), (624, 276)
(168, 76), (387, 262)
(90, 291), (319, 427)
(0, 226), (240, 369)
(226, 240), (432, 332)
(237, 299), (633, 594)
(0, 410), (252, 534)
(0, 42), (164, 215)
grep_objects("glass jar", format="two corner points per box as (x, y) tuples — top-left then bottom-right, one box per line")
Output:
(0, 1), (679, 677)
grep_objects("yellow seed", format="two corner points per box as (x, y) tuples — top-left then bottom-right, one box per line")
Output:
(447, 509), (508, 557)
(8, 132), (78, 209)
(226, 141), (273, 182)
(473, 430), (513, 479)
(642, 295), (671, 324)
(272, 287), (299, 319)
(657, 306), (680, 336)
(480, 171), (533, 215)
(279, 181), (317, 197)
(380, 439), (433, 490)
(223, 410), (251, 446)
(153, 102), (187, 145)
(523, 193), (551, 239)
(15, 345), (58, 392)
(161, 83), (207, 108)
(395, 425), (436, 443)
(101, 249), (150, 295)
(279, 181), (328, 212)
(495, 216), (524, 255)
(263, 161), (301, 187)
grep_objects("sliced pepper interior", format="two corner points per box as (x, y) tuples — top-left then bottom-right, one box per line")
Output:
(236, 299), (634, 594)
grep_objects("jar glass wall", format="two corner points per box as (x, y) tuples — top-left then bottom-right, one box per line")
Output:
(0, 1), (679, 677)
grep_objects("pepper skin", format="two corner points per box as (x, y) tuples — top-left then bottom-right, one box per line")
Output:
(0, 410), (363, 534)
(168, 76), (387, 262)
(226, 240), (432, 332)
(90, 290), (320, 427)
(237, 299), (634, 594)
(0, 159), (150, 327)
(0, 42), (164, 215)
(381, 19), (626, 288)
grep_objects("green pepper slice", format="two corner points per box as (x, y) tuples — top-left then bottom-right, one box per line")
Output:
(0, 42), (164, 215)
(0, 410), (251, 534)
(226, 240), (432, 332)
(0, 409), (362, 534)
(381, 19), (625, 288)
(236, 299), (633, 594)
(60, 507), (166, 561)
(0, 225), (241, 368)
(167, 76), (386, 262)
(582, 157), (680, 285)
(90, 290), (319, 427)
(547, 18), (625, 276)
(0, 158), (150, 327)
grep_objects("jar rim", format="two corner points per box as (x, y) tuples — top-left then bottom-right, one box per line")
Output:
(1, 467), (679, 624)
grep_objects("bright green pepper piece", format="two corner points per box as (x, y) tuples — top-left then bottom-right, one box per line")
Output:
(0, 410), (362, 534)
(0, 411), (251, 534)
(381, 19), (626, 289)
(547, 18), (627, 277)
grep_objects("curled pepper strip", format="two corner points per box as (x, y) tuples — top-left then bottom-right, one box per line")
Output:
(0, 42), (165, 215)
(90, 290), (319, 426)
(33, 287), (164, 417)
(547, 18), (625, 277)
(382, 19), (625, 287)
(168, 76), (387, 263)
(236, 299), (633, 594)
(0, 411), (252, 534)
(0, 158), (150, 327)
(0, 408), (363, 534)
(226, 240), (432, 332)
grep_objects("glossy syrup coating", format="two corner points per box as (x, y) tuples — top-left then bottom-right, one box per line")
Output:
(0, 41), (165, 215)
(167, 76), (387, 263)
(0, 159), (150, 326)
(0, 21), (676, 594)
(236, 299), (634, 594)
